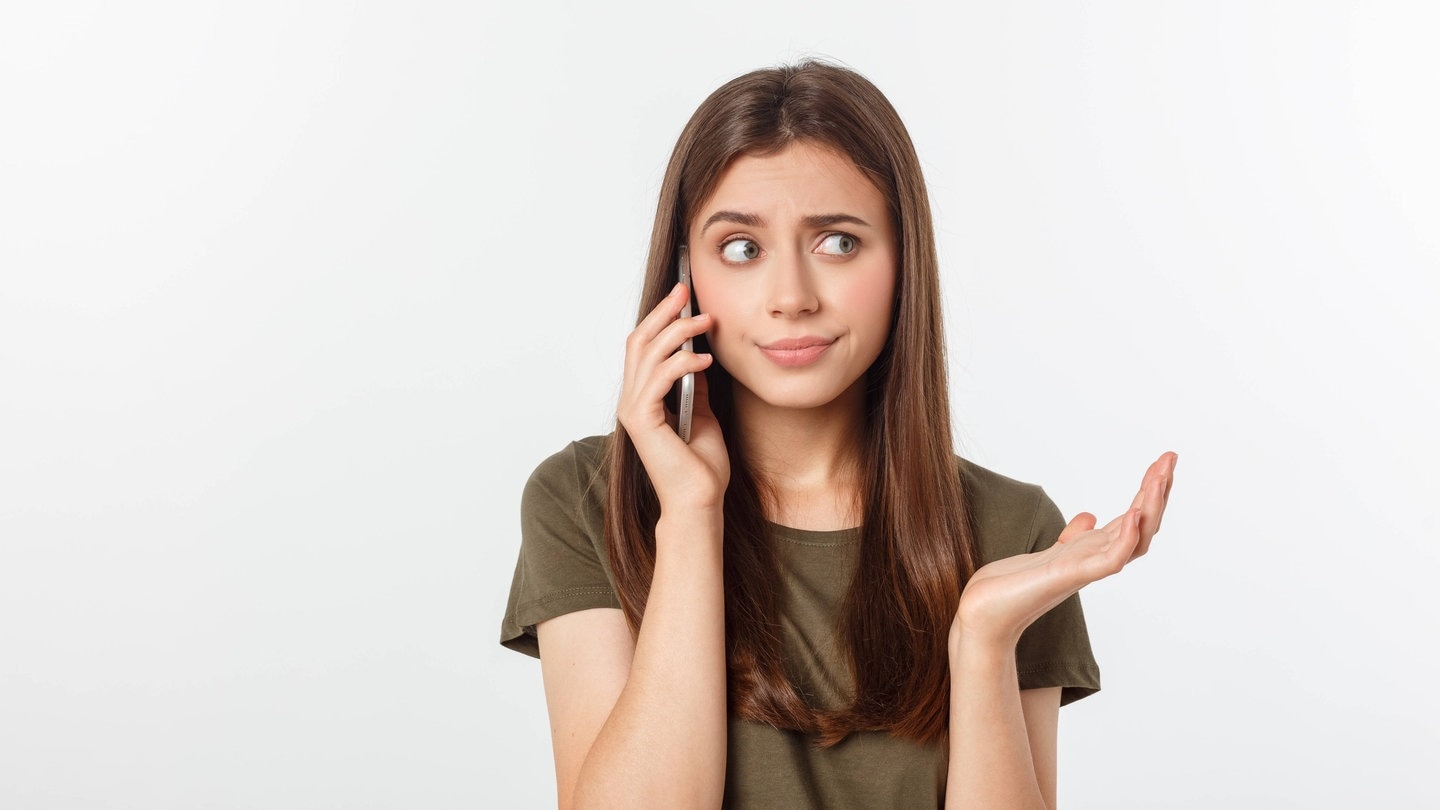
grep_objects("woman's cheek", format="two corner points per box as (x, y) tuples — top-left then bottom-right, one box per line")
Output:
(834, 281), (894, 341)
(692, 280), (733, 356)
(699, 309), (731, 366)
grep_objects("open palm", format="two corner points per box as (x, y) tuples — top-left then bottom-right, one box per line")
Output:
(952, 453), (1177, 647)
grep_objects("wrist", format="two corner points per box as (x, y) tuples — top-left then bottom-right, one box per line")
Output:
(947, 617), (1021, 661)
(947, 639), (1020, 691)
(655, 508), (724, 539)
(656, 490), (725, 518)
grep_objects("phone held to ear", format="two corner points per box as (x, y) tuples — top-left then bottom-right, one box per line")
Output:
(673, 247), (695, 444)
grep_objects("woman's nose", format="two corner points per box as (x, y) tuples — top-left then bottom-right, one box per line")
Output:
(767, 251), (820, 318)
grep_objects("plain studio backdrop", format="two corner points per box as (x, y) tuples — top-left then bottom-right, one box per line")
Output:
(2, 1), (1436, 807)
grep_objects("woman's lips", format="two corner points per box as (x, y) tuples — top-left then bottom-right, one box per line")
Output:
(757, 337), (836, 367)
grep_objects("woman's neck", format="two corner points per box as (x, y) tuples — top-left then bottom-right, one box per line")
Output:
(732, 378), (867, 531)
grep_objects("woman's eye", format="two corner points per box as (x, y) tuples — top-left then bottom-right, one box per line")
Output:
(817, 233), (857, 256)
(721, 239), (761, 262)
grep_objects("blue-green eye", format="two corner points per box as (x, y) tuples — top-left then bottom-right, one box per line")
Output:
(817, 233), (858, 255)
(721, 239), (761, 263)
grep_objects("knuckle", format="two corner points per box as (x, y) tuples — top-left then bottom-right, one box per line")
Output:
(654, 354), (681, 377)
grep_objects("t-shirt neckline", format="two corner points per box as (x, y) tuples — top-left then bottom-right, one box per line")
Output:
(766, 521), (861, 547)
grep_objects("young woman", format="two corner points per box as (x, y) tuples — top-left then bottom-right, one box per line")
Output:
(500, 61), (1176, 809)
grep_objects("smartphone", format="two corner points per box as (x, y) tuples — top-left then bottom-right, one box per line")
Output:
(674, 247), (695, 444)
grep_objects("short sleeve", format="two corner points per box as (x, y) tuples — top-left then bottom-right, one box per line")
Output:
(1014, 489), (1102, 705)
(499, 436), (621, 658)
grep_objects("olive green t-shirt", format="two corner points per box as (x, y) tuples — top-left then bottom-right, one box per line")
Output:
(499, 435), (1100, 808)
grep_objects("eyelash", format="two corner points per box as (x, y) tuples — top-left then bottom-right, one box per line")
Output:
(716, 232), (862, 264)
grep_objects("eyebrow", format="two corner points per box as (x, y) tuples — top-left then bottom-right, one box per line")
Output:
(698, 211), (872, 236)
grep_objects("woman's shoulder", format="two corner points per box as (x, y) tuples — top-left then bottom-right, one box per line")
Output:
(540, 432), (612, 466)
(527, 433), (612, 484)
(956, 456), (1045, 506)
(521, 433), (613, 522)
(956, 456), (1065, 561)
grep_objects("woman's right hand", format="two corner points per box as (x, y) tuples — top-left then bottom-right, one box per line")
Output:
(617, 281), (730, 513)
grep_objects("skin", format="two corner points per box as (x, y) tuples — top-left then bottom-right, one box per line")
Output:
(536, 140), (1178, 809)
(946, 455), (1174, 810)
(687, 142), (897, 528)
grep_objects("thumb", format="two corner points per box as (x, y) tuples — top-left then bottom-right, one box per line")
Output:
(1057, 512), (1098, 544)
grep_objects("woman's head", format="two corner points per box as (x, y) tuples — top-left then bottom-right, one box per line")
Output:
(639, 60), (946, 423)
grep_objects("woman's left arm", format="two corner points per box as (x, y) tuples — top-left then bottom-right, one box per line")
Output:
(944, 453), (1176, 810)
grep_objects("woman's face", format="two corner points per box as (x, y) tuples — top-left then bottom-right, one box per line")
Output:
(687, 140), (898, 414)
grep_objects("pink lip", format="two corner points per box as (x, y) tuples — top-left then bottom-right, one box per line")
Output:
(757, 336), (836, 367)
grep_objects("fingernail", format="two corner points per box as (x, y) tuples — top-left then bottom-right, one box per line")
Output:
(672, 282), (687, 297)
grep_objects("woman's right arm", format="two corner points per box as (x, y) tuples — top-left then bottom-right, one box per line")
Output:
(538, 510), (725, 808)
(537, 282), (729, 809)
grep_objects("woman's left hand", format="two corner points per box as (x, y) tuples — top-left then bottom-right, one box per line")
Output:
(950, 452), (1178, 650)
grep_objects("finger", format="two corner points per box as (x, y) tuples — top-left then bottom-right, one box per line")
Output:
(1056, 512), (1097, 544)
(1127, 454), (1168, 512)
(1071, 507), (1138, 584)
(625, 349), (712, 417)
(635, 282), (692, 342)
(1127, 453), (1174, 556)
(1148, 464), (1168, 539)
(637, 351), (714, 414)
(1125, 506), (1144, 561)
(625, 313), (708, 394)
(1144, 452), (1179, 540)
(1107, 508), (1143, 574)
(627, 315), (712, 404)
(1162, 452), (1177, 500)
(622, 355), (715, 455)
(624, 283), (692, 381)
(639, 312), (712, 371)
(1134, 472), (1164, 557)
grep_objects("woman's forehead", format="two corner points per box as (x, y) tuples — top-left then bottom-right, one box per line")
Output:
(694, 142), (887, 229)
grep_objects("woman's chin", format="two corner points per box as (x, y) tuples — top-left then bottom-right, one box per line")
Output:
(729, 377), (867, 416)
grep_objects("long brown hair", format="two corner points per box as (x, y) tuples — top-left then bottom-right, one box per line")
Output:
(605, 60), (980, 746)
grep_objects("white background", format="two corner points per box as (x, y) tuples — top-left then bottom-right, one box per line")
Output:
(2, 1), (1437, 807)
